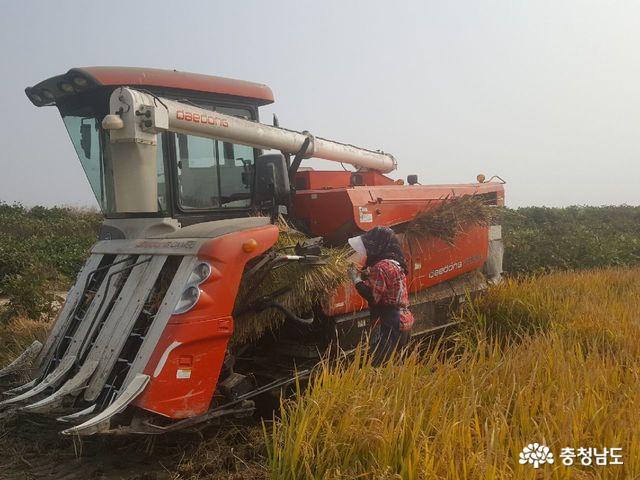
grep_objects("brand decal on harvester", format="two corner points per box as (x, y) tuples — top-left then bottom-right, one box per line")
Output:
(429, 261), (462, 278)
(176, 110), (229, 127)
(428, 254), (483, 279)
(136, 240), (198, 249)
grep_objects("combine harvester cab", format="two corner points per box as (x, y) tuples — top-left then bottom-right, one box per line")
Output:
(0, 67), (504, 434)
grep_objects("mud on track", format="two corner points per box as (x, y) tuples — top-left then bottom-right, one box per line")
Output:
(0, 411), (267, 480)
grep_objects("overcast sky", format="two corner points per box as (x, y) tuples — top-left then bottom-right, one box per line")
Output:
(0, 0), (638, 209)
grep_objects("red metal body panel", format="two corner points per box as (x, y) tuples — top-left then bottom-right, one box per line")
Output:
(290, 172), (502, 315)
(76, 67), (274, 105)
(134, 224), (278, 419)
(26, 67), (274, 107)
(291, 173), (504, 243)
(293, 171), (395, 190)
(325, 226), (489, 316)
(132, 317), (232, 419)
(406, 226), (488, 291)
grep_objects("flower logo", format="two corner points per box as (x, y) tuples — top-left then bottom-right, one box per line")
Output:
(519, 443), (555, 469)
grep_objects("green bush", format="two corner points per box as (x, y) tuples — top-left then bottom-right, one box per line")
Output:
(500, 205), (640, 275)
(0, 264), (56, 323)
(0, 202), (101, 295)
(0, 202), (639, 306)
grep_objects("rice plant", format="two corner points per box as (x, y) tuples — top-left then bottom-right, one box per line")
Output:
(266, 267), (640, 479)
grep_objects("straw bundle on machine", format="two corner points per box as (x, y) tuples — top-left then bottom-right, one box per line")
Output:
(233, 195), (494, 344)
(403, 194), (494, 246)
(233, 221), (351, 345)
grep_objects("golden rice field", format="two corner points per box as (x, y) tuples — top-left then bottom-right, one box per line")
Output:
(265, 267), (640, 480)
(0, 267), (638, 479)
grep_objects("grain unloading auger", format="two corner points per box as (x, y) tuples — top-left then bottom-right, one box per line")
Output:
(1, 67), (505, 435)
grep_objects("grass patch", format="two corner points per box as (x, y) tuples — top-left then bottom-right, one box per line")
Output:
(0, 316), (50, 367)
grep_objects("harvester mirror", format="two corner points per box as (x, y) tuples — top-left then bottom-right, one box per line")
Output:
(80, 121), (92, 158)
(351, 173), (364, 186)
(407, 174), (419, 185)
(254, 153), (290, 205)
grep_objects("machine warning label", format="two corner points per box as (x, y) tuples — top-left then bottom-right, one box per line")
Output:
(176, 369), (192, 379)
(359, 207), (373, 223)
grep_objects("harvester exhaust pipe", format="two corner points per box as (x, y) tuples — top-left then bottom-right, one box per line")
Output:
(105, 87), (397, 174)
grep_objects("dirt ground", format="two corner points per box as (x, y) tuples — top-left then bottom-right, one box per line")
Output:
(0, 408), (268, 480)
(0, 308), (270, 480)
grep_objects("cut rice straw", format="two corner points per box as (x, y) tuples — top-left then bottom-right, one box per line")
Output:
(234, 195), (494, 344)
(403, 194), (494, 246)
(233, 220), (351, 344)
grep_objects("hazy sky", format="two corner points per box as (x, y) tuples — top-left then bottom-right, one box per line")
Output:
(0, 0), (638, 209)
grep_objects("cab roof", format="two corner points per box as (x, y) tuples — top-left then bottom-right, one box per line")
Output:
(25, 66), (275, 107)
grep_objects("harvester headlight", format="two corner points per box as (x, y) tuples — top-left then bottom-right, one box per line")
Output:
(173, 262), (212, 314)
(187, 262), (212, 285)
(73, 76), (88, 88)
(41, 89), (55, 101)
(59, 82), (74, 93)
(173, 285), (201, 315)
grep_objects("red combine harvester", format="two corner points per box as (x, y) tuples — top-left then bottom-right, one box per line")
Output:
(0, 67), (504, 434)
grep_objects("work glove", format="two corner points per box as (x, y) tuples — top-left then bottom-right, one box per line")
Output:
(348, 265), (362, 284)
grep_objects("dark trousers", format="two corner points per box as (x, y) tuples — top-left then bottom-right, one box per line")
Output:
(369, 306), (410, 366)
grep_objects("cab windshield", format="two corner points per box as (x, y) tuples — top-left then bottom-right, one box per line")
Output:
(61, 104), (256, 215)
(63, 114), (168, 215)
(174, 106), (255, 210)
